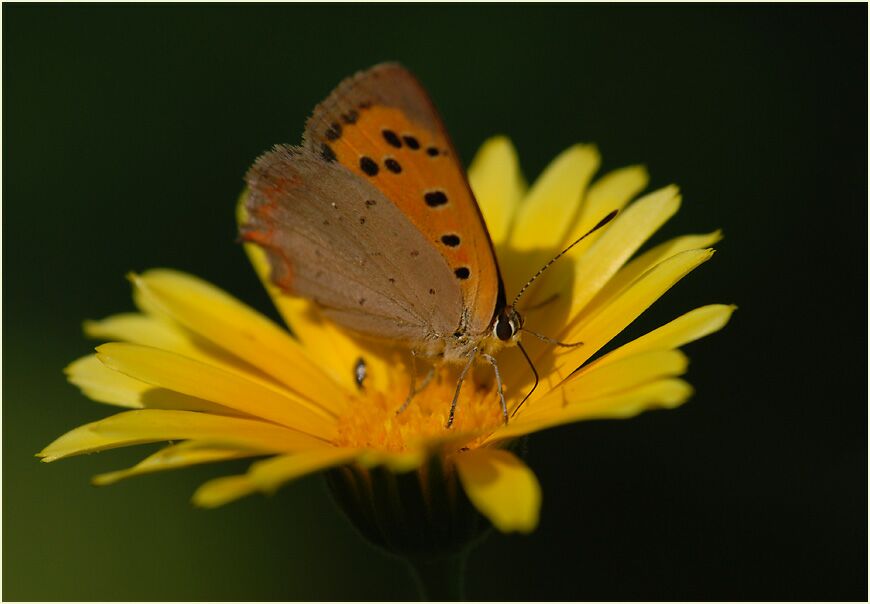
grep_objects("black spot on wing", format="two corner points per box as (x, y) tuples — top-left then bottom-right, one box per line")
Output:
(325, 123), (342, 141)
(384, 158), (402, 173)
(440, 234), (460, 247)
(424, 190), (448, 207)
(382, 130), (402, 148)
(360, 157), (379, 176)
(321, 144), (337, 163)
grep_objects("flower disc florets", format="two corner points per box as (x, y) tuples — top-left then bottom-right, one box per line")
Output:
(334, 366), (504, 453)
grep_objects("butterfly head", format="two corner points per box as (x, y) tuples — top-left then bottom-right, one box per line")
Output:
(492, 307), (524, 344)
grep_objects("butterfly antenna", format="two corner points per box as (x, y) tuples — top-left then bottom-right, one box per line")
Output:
(510, 210), (618, 310)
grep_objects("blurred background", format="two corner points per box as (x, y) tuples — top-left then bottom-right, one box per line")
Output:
(4, 4), (866, 600)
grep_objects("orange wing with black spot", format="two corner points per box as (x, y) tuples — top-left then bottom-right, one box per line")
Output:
(302, 63), (504, 336)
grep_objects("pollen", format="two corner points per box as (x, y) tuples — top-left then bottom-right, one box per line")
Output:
(334, 366), (504, 452)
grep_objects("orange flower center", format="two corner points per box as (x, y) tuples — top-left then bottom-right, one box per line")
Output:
(334, 366), (505, 452)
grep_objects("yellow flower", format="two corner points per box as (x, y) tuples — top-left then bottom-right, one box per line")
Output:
(39, 138), (733, 539)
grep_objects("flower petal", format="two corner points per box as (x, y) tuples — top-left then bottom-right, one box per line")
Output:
(37, 409), (324, 462)
(84, 311), (266, 378)
(192, 447), (359, 508)
(468, 136), (525, 247)
(518, 185), (681, 355)
(563, 164), (649, 246)
(92, 441), (262, 485)
(562, 349), (689, 401)
(550, 248), (715, 380)
(66, 354), (247, 416)
(96, 343), (337, 438)
(455, 448), (541, 534)
(515, 165), (649, 317)
(84, 313), (192, 351)
(504, 144), (600, 295)
(356, 448), (427, 473)
(509, 349), (689, 424)
(132, 269), (350, 409)
(564, 185), (681, 321)
(65, 355), (152, 409)
(191, 475), (258, 508)
(494, 378), (693, 441)
(593, 304), (736, 368)
(247, 448), (361, 493)
(581, 231), (722, 322)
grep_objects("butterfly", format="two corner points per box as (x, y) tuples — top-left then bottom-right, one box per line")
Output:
(241, 63), (614, 427)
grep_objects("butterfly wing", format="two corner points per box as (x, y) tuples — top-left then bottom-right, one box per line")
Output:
(303, 63), (504, 336)
(243, 146), (464, 346)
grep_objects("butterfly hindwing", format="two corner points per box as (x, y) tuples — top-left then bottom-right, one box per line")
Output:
(243, 145), (464, 345)
(302, 63), (503, 336)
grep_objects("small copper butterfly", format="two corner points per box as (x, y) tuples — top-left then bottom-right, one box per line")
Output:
(241, 63), (615, 427)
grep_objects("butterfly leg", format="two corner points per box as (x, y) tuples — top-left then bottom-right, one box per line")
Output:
(521, 327), (584, 348)
(396, 351), (436, 415)
(511, 341), (539, 418)
(446, 347), (478, 429)
(481, 353), (508, 425)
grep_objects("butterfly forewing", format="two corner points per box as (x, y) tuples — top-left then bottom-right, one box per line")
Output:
(303, 63), (503, 336)
(243, 146), (464, 345)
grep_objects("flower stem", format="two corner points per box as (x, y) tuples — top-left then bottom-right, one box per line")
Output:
(406, 550), (468, 601)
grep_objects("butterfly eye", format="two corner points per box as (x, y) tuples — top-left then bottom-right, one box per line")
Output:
(494, 315), (514, 341)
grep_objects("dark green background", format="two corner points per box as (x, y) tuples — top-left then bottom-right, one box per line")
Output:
(4, 4), (866, 600)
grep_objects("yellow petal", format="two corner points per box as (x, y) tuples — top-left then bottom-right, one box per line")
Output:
(563, 164), (649, 246)
(455, 448), (541, 534)
(236, 192), (382, 392)
(513, 186), (682, 372)
(84, 311), (262, 378)
(92, 441), (262, 485)
(247, 448), (360, 493)
(504, 144), (600, 295)
(38, 409), (325, 462)
(564, 185), (681, 322)
(96, 343), (337, 438)
(513, 350), (688, 423)
(581, 231), (722, 322)
(65, 355), (152, 409)
(493, 378), (693, 441)
(192, 475), (258, 508)
(192, 447), (359, 508)
(512, 165), (648, 318)
(66, 354), (245, 416)
(356, 448), (427, 473)
(596, 304), (736, 367)
(132, 269), (350, 409)
(562, 349), (688, 401)
(84, 313), (191, 350)
(467, 136), (525, 246)
(550, 248), (715, 380)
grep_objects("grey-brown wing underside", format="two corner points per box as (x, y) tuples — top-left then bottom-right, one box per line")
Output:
(242, 145), (464, 345)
